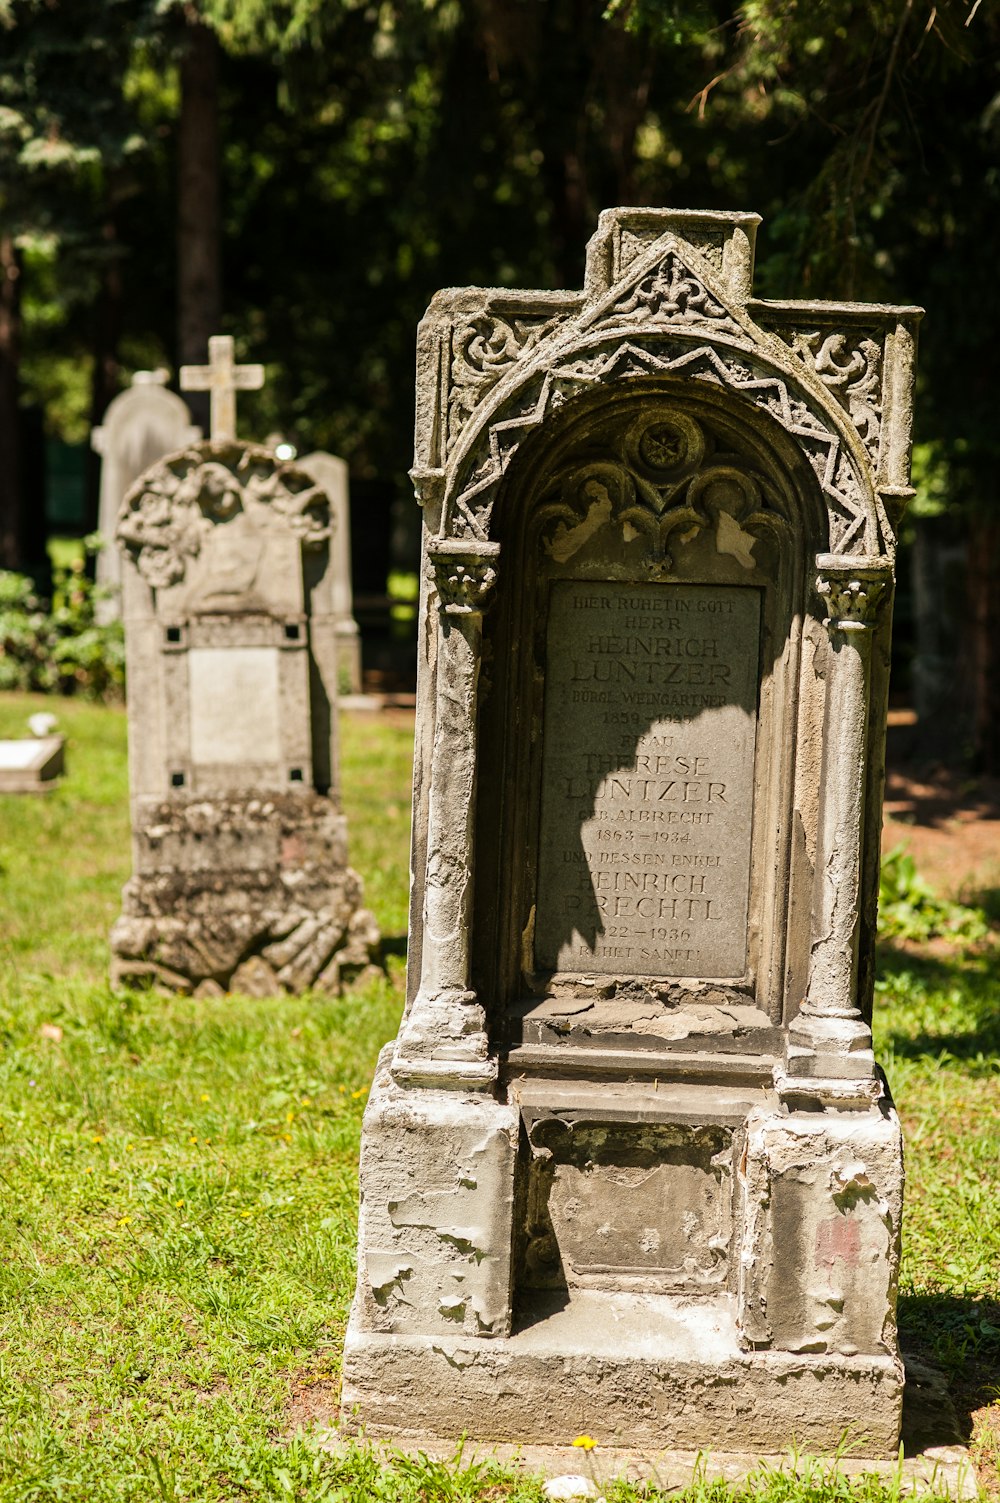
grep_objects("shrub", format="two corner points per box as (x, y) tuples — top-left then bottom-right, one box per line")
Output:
(878, 845), (989, 944)
(0, 546), (125, 701)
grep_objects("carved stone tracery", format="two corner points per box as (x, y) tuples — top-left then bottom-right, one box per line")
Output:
(117, 440), (331, 589)
(448, 314), (566, 454)
(789, 330), (884, 464)
(445, 339), (874, 561)
(538, 411), (788, 579)
(610, 251), (741, 335)
(418, 219), (915, 568)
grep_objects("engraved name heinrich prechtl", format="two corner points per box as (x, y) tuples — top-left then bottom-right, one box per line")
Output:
(535, 582), (761, 979)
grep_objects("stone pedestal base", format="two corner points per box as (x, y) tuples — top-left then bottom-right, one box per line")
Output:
(344, 1061), (905, 1457)
(111, 791), (380, 995)
(341, 1294), (903, 1456)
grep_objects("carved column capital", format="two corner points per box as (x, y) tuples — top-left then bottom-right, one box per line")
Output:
(815, 555), (891, 630)
(429, 540), (500, 616)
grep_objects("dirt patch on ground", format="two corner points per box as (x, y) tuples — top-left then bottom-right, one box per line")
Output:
(883, 710), (1000, 902)
(284, 1376), (340, 1435)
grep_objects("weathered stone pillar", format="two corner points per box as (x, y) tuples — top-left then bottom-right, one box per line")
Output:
(781, 554), (892, 1108)
(392, 538), (500, 1090)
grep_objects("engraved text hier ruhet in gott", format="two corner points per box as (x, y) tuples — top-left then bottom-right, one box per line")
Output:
(534, 581), (761, 980)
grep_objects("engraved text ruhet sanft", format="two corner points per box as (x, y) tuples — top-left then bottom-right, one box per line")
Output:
(534, 581), (761, 979)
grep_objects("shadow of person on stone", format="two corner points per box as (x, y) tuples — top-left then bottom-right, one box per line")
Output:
(531, 628), (761, 980)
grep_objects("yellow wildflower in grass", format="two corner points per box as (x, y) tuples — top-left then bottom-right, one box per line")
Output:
(572, 1435), (596, 1451)
(286, 1110), (295, 1124)
(91, 1134), (103, 1144)
(351, 1088), (366, 1100)
(300, 1096), (312, 1106)
(282, 1133), (292, 1143)
(240, 1209), (252, 1218)
(200, 1093), (210, 1103)
(188, 1136), (198, 1145)
(175, 1199), (184, 1208)
(125, 1143), (134, 1152)
(117, 1216), (131, 1226)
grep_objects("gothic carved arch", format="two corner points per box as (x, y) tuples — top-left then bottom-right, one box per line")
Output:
(412, 216), (920, 564)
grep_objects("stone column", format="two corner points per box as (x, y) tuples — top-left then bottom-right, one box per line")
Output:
(392, 538), (500, 1090)
(780, 554), (892, 1109)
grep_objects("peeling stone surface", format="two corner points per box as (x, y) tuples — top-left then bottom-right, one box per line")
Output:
(354, 1047), (519, 1338)
(343, 208), (918, 1455)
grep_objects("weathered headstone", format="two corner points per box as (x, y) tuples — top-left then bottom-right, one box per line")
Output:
(298, 451), (362, 694)
(92, 372), (201, 611)
(342, 209), (921, 1455)
(109, 338), (379, 995)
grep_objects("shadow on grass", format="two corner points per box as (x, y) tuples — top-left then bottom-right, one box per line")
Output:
(876, 941), (1000, 1063)
(379, 935), (408, 962)
(960, 883), (1000, 926)
(899, 1292), (1000, 1447)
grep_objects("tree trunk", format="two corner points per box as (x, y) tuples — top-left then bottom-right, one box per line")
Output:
(177, 12), (221, 431)
(966, 511), (1000, 775)
(0, 233), (23, 570)
(85, 212), (124, 536)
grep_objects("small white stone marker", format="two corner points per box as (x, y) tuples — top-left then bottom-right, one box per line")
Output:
(180, 334), (264, 442)
(542, 1478), (599, 1500)
(28, 713), (58, 738)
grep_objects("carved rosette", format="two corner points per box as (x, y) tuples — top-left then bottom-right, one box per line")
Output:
(117, 440), (332, 589)
(429, 542), (500, 615)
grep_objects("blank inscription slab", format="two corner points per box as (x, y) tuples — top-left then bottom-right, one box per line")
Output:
(534, 581), (761, 980)
(189, 647), (282, 767)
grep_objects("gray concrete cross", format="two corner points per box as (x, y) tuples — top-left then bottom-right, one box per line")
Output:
(180, 335), (264, 442)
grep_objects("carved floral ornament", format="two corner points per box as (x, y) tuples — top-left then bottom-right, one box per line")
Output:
(537, 411), (788, 581)
(419, 229), (914, 565)
(428, 541), (500, 616)
(815, 559), (891, 628)
(116, 441), (331, 589)
(788, 330), (883, 463)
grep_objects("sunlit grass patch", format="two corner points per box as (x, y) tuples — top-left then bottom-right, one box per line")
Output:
(0, 689), (996, 1498)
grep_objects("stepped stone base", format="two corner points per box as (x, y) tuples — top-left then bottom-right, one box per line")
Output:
(341, 1291), (904, 1457)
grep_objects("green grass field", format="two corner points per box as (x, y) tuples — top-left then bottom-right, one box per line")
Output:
(0, 692), (996, 1501)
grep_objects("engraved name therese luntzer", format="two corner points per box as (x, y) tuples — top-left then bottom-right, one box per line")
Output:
(534, 581), (760, 980)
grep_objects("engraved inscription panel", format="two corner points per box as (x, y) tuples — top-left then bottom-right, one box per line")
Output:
(534, 582), (761, 979)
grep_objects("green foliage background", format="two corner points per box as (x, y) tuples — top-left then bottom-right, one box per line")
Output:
(2, 0), (996, 494)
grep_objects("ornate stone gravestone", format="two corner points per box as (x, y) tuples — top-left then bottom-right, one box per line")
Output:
(298, 451), (362, 694)
(92, 371), (201, 613)
(342, 209), (920, 1454)
(110, 337), (379, 995)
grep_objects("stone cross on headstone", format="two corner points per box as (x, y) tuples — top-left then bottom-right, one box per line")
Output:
(180, 335), (264, 441)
